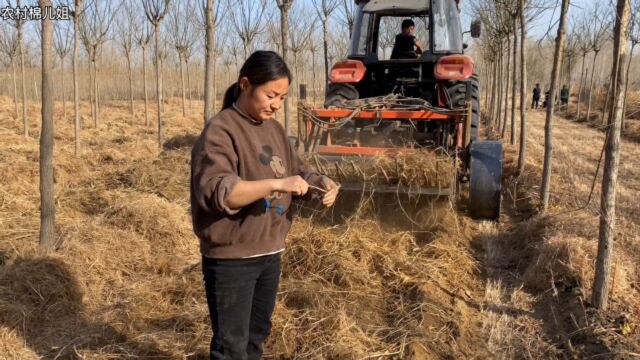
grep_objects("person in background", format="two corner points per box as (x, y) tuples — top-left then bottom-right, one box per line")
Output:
(560, 84), (569, 110)
(532, 83), (541, 109)
(191, 50), (339, 359)
(391, 19), (423, 59)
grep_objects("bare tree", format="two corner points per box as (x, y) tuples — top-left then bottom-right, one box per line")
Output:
(307, 32), (321, 105)
(540, 0), (571, 211)
(517, 0), (528, 175)
(289, 5), (315, 100)
(143, 0), (172, 147)
(80, 0), (120, 127)
(562, 30), (579, 113)
(378, 17), (401, 59)
(53, 21), (72, 123)
(509, 15), (518, 143)
(276, 0), (293, 135)
(169, 1), (196, 118)
(134, 22), (152, 126)
(199, 0), (224, 122)
(585, 7), (610, 122)
(0, 23), (19, 121)
(312, 0), (340, 85)
(622, 0), (640, 130)
(117, 0), (137, 116)
(267, 22), (282, 53)
(593, 0), (630, 311)
(337, 0), (357, 36)
(228, 0), (271, 59)
(64, 0), (86, 155)
(7, 0), (28, 137)
(575, 19), (592, 120)
(39, 0), (55, 249)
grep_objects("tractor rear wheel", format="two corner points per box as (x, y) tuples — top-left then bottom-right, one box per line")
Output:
(447, 74), (480, 141)
(324, 83), (359, 107)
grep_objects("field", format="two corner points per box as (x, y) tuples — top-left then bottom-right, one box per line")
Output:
(0, 96), (638, 359)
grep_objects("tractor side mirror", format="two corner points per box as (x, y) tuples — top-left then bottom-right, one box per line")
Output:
(470, 20), (482, 38)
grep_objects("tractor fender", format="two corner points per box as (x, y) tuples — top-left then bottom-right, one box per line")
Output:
(468, 140), (503, 220)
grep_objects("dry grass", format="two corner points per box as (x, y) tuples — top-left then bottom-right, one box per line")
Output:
(479, 109), (640, 358)
(307, 151), (455, 189)
(0, 96), (493, 359)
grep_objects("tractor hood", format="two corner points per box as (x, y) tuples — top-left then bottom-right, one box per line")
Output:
(362, 0), (430, 14)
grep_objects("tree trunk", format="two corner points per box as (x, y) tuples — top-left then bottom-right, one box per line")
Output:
(186, 59), (192, 114)
(73, 0), (83, 156)
(577, 53), (587, 119)
(39, 0), (56, 250)
(127, 54), (134, 116)
(483, 60), (489, 109)
(510, 23), (518, 145)
(540, 0), (569, 211)
(517, 0), (528, 175)
(602, 77), (613, 125)
(61, 56), (66, 122)
(502, 36), (511, 137)
(495, 42), (503, 133)
(566, 54), (573, 114)
(93, 58), (99, 127)
(279, 3), (291, 135)
(204, 0), (215, 123)
(154, 24), (163, 147)
(213, 50), (218, 114)
(34, 75), (39, 102)
(621, 43), (635, 131)
(19, 25), (28, 137)
(312, 51), (317, 106)
(322, 18), (330, 85)
(180, 56), (186, 117)
(143, 45), (149, 126)
(12, 59), (19, 120)
(593, 0), (630, 311)
(89, 59), (95, 125)
(489, 59), (497, 124)
(586, 51), (600, 122)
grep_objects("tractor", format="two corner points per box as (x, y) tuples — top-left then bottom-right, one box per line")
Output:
(297, 0), (502, 220)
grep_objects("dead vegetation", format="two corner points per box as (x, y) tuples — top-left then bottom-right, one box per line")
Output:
(307, 151), (455, 190)
(0, 97), (492, 359)
(479, 110), (640, 358)
(0, 95), (638, 358)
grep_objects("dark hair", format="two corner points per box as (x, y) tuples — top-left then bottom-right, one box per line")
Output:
(222, 50), (293, 110)
(401, 19), (415, 31)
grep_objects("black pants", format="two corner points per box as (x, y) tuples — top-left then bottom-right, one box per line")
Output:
(202, 253), (281, 360)
(532, 97), (540, 109)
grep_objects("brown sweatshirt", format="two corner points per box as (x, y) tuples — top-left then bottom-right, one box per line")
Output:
(190, 107), (323, 259)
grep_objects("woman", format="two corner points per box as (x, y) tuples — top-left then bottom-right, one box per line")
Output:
(190, 50), (339, 359)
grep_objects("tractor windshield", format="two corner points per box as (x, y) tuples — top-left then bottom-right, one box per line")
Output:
(378, 15), (429, 60)
(432, 0), (463, 53)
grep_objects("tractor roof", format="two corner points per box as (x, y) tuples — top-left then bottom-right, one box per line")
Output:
(359, 0), (430, 13)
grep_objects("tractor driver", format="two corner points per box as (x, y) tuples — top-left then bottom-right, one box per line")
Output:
(391, 19), (423, 59)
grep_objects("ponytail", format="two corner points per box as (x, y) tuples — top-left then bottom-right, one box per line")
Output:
(222, 82), (240, 110)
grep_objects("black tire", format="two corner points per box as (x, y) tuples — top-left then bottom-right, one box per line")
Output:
(324, 83), (359, 107)
(468, 140), (502, 220)
(447, 74), (480, 141)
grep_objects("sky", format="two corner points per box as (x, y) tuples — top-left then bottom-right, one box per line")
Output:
(459, 0), (603, 39)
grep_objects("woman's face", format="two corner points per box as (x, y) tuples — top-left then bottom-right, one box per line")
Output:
(238, 77), (289, 122)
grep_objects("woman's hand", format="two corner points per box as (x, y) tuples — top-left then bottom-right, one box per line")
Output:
(319, 177), (340, 207)
(274, 176), (309, 196)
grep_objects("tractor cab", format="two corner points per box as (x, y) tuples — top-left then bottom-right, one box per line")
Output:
(336, 0), (478, 102)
